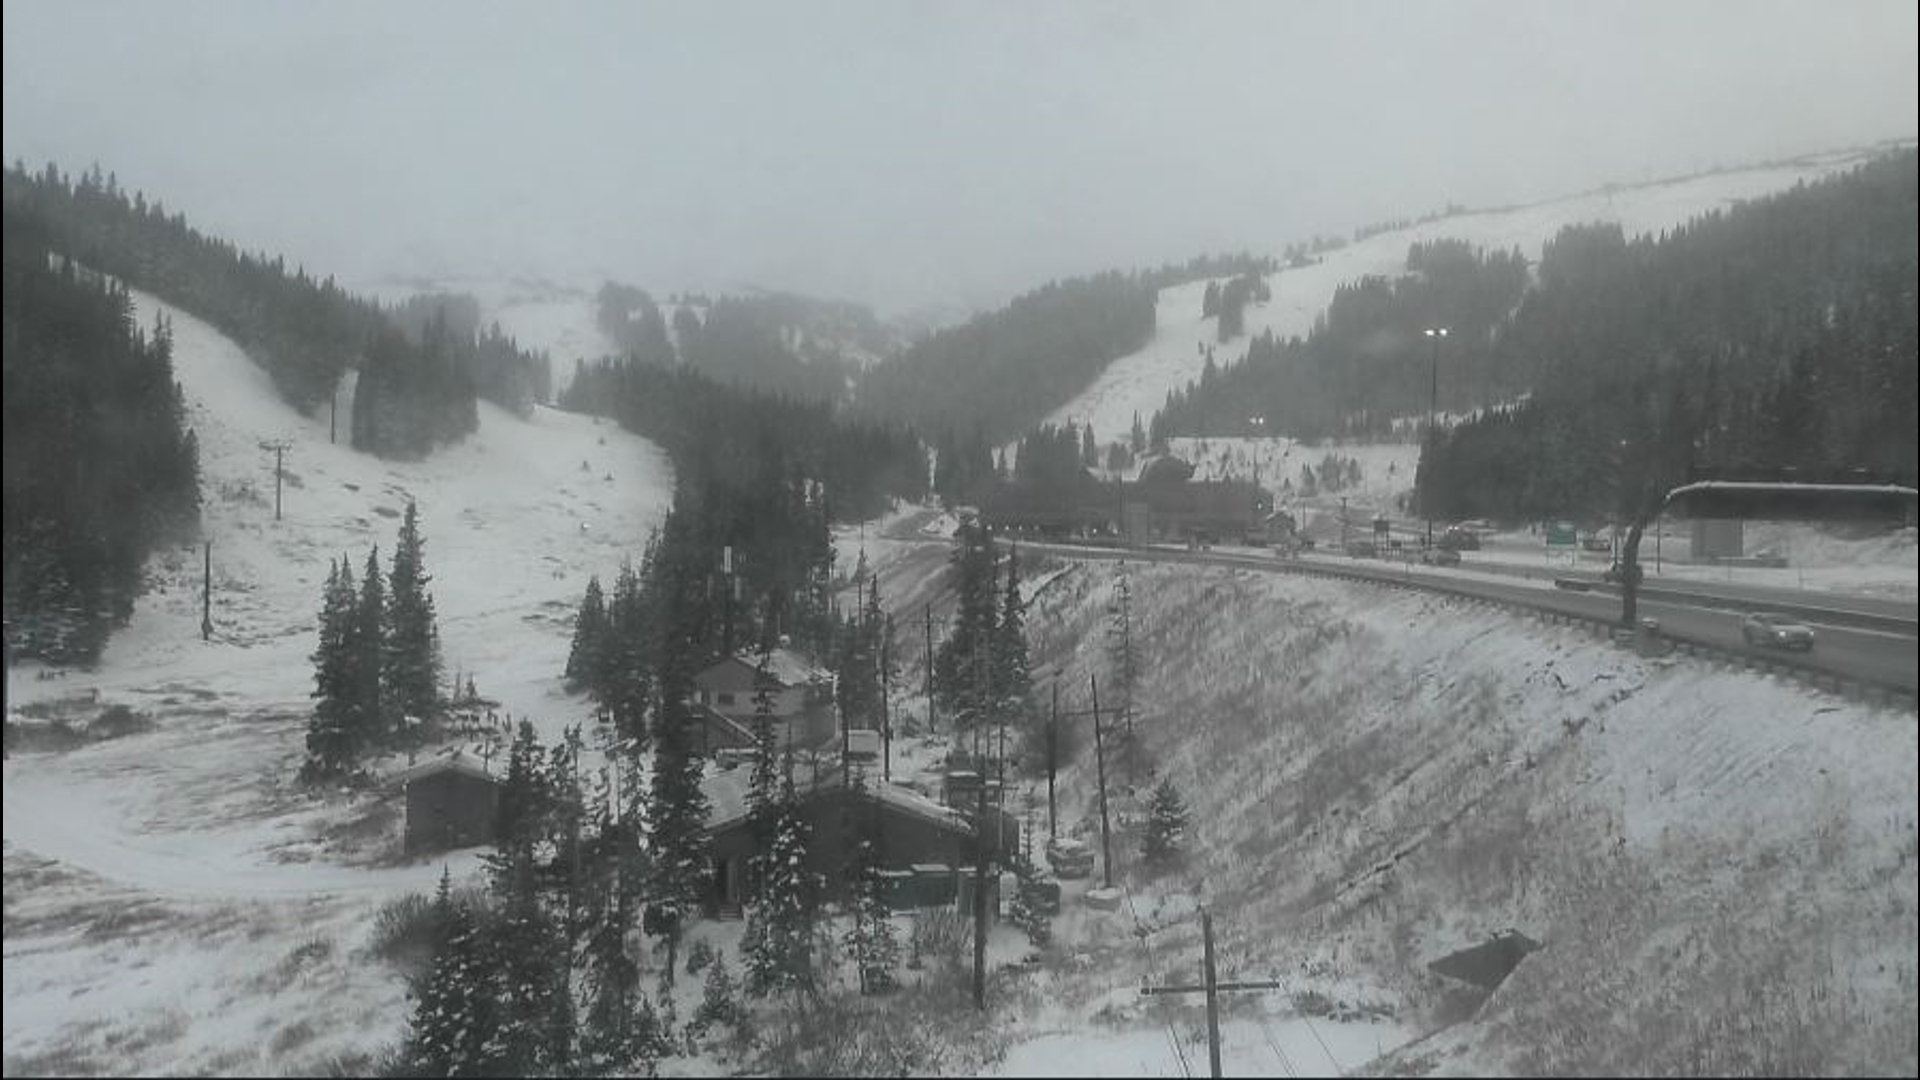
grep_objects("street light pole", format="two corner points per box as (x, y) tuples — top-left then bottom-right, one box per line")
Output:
(1422, 327), (1448, 548)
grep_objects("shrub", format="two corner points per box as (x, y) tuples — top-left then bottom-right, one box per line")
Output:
(88, 703), (152, 739)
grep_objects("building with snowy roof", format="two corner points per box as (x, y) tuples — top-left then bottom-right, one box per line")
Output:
(393, 749), (502, 856)
(698, 755), (1018, 917)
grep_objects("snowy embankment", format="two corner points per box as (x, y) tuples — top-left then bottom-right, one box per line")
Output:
(4, 289), (673, 1075)
(974, 560), (1916, 1076)
(1045, 147), (1894, 448)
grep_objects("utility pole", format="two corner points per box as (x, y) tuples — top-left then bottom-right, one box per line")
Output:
(972, 773), (990, 1011)
(880, 624), (892, 783)
(1202, 909), (1222, 1079)
(924, 602), (936, 735)
(1341, 496), (1350, 551)
(260, 439), (292, 521)
(1047, 681), (1058, 841)
(1422, 326), (1448, 549)
(1139, 909), (1286, 1079)
(721, 545), (735, 658)
(329, 384), (338, 444)
(1090, 674), (1114, 889)
(201, 541), (212, 641)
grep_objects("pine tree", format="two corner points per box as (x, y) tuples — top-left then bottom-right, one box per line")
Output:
(396, 893), (499, 1077)
(385, 500), (443, 737)
(841, 768), (900, 994)
(1008, 794), (1053, 948)
(690, 953), (746, 1038)
(1130, 410), (1147, 455)
(747, 646), (782, 860)
(353, 546), (388, 748)
(604, 557), (653, 752)
(485, 859), (571, 1074)
(646, 577), (712, 985)
(1105, 561), (1140, 773)
(579, 762), (653, 1074)
(991, 544), (1033, 732)
(1142, 774), (1190, 872)
(564, 575), (608, 692)
(488, 721), (551, 895)
(302, 558), (361, 782)
(743, 752), (820, 998)
(932, 520), (999, 742)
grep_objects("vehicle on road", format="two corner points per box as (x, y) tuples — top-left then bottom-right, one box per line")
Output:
(1420, 546), (1461, 566)
(1582, 532), (1612, 553)
(1742, 611), (1816, 651)
(1438, 525), (1481, 551)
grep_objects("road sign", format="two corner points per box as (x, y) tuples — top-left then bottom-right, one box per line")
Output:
(1545, 521), (1577, 547)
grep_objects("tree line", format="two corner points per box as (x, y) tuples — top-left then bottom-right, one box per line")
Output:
(855, 251), (1275, 457)
(1153, 238), (1531, 442)
(1419, 150), (1918, 523)
(3, 161), (550, 459)
(2, 197), (200, 663)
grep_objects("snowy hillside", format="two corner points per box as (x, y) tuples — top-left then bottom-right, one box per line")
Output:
(995, 561), (1917, 1075)
(4, 290), (673, 1073)
(1047, 145), (1908, 445)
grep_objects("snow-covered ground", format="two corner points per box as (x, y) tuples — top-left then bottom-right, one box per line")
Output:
(1047, 145), (1906, 448)
(5, 289), (673, 1074)
(987, 559), (1917, 1076)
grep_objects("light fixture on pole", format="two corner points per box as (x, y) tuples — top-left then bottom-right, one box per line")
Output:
(1422, 327), (1449, 548)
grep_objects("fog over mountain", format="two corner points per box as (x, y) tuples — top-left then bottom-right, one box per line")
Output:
(4, 0), (1914, 314)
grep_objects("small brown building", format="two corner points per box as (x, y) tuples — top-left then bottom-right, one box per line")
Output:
(700, 757), (1018, 915)
(397, 751), (503, 856)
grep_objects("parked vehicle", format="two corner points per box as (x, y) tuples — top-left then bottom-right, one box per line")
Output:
(1345, 539), (1377, 558)
(1742, 611), (1815, 651)
(1420, 546), (1461, 566)
(1046, 837), (1094, 880)
(1438, 525), (1481, 551)
(1582, 533), (1612, 553)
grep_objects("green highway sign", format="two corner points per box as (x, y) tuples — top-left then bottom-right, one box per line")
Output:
(1545, 521), (1577, 547)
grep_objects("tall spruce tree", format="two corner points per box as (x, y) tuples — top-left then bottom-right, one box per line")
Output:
(932, 520), (999, 742)
(841, 766), (900, 994)
(992, 544), (1034, 732)
(1142, 774), (1190, 872)
(605, 557), (652, 750)
(385, 500), (442, 735)
(742, 751), (820, 998)
(646, 569), (712, 985)
(747, 646), (782, 861)
(397, 890), (500, 1077)
(565, 575), (608, 693)
(353, 546), (388, 748)
(302, 558), (361, 782)
(1009, 793), (1053, 947)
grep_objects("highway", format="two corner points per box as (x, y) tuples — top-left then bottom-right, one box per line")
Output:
(1006, 538), (1920, 698)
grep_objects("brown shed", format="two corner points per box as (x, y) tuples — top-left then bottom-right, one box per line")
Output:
(397, 751), (503, 856)
(699, 758), (1018, 915)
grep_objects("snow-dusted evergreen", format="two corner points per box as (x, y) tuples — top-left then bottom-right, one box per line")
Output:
(742, 754), (822, 998)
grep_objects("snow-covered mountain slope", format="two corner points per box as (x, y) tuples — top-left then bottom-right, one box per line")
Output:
(990, 560), (1918, 1076)
(1046, 145), (1909, 445)
(356, 274), (619, 399)
(102, 286), (672, 721)
(4, 290), (673, 1073)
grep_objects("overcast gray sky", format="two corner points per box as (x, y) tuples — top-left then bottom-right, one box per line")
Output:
(4, 0), (1914, 314)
